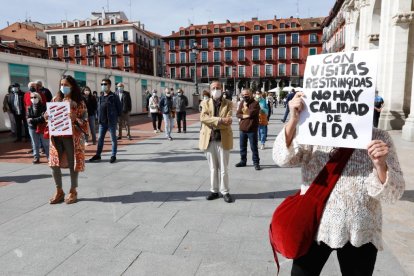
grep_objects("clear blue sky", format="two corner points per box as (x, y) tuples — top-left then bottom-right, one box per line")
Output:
(0, 0), (335, 36)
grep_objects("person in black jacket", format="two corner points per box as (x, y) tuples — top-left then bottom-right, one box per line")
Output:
(159, 88), (175, 141)
(82, 86), (97, 145)
(8, 83), (29, 142)
(115, 82), (132, 140)
(36, 80), (53, 102)
(175, 88), (189, 133)
(26, 92), (49, 163)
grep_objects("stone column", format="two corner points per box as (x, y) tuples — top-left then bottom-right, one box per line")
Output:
(378, 8), (413, 130)
(358, 0), (372, 50)
(402, 61), (414, 141)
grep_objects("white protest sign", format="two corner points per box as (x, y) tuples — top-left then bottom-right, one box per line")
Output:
(297, 50), (378, 149)
(47, 102), (73, 136)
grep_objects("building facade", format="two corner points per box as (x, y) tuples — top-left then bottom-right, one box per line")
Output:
(322, 0), (414, 141)
(44, 11), (154, 75)
(163, 17), (323, 91)
(0, 21), (49, 48)
(0, 34), (48, 58)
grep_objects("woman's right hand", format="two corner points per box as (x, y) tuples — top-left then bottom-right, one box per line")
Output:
(288, 92), (304, 123)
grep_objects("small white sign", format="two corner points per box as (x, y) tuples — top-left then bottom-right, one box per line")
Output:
(47, 102), (72, 136)
(297, 50), (378, 149)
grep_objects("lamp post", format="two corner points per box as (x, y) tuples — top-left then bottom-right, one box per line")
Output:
(191, 42), (199, 95)
(232, 66), (236, 96)
(87, 37), (99, 67)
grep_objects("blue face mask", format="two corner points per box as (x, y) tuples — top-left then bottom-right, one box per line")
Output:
(60, 86), (71, 95)
(118, 87), (124, 93)
(101, 85), (108, 92)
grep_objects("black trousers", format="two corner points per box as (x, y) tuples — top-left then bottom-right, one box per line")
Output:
(291, 242), (377, 276)
(14, 114), (29, 140)
(176, 111), (187, 131)
(151, 112), (162, 130)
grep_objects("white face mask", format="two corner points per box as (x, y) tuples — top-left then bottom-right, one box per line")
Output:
(211, 89), (222, 100)
(203, 96), (209, 100)
(85, 90), (91, 95)
(31, 98), (39, 104)
(166, 93), (171, 97)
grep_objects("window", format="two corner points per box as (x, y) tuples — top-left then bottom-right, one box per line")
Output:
(224, 50), (232, 61)
(213, 65), (220, 77)
(238, 49), (245, 61)
(98, 45), (104, 54)
(63, 48), (69, 57)
(291, 22), (297, 28)
(63, 35), (68, 45)
(180, 52), (186, 63)
(252, 65), (259, 77)
(267, 24), (273, 30)
(73, 35), (79, 44)
(201, 51), (208, 62)
(291, 64), (299, 76)
(265, 64), (273, 76)
(169, 53), (176, 64)
(291, 33), (299, 44)
(123, 31), (129, 41)
(213, 38), (221, 48)
(170, 67), (176, 78)
(278, 47), (286, 59)
(251, 35), (259, 47)
(278, 64), (286, 76)
(52, 48), (57, 57)
(180, 30), (185, 36)
(309, 33), (318, 44)
(124, 56), (130, 67)
(76, 58), (81, 65)
(189, 39), (195, 48)
(238, 66), (245, 77)
(265, 48), (273, 60)
(240, 26), (245, 32)
(99, 57), (105, 67)
(111, 19), (115, 25)
(180, 67), (186, 78)
(225, 66), (232, 77)
(201, 29), (207, 35)
(213, 51), (221, 62)
(278, 34), (286, 45)
(88, 58), (94, 66)
(123, 44), (129, 53)
(280, 23), (285, 28)
(201, 66), (208, 77)
(86, 34), (91, 44)
(111, 56), (117, 67)
(75, 47), (81, 57)
(309, 47), (317, 55)
(238, 36), (245, 47)
(169, 40), (175, 50)
(252, 49), (260, 61)
(254, 25), (260, 31)
(189, 52), (195, 63)
(190, 30), (195, 35)
(51, 36), (56, 45)
(110, 32), (116, 42)
(98, 33), (103, 42)
(111, 45), (116, 54)
(201, 38), (208, 49)
(224, 37), (232, 47)
(86, 20), (91, 27)
(190, 66), (195, 79)
(292, 47), (299, 59)
(265, 34), (273, 46)
(226, 26), (231, 32)
(214, 28), (220, 33)
(179, 39), (186, 49)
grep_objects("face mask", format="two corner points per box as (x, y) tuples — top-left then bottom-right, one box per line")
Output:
(211, 89), (222, 100)
(243, 95), (250, 101)
(178, 92), (182, 96)
(166, 93), (171, 97)
(223, 94), (227, 99)
(31, 98), (39, 104)
(12, 87), (18, 93)
(255, 95), (260, 100)
(203, 96), (209, 100)
(118, 87), (124, 93)
(85, 90), (91, 95)
(101, 85), (108, 92)
(60, 86), (71, 95)
(29, 87), (36, 92)
(152, 92), (157, 96)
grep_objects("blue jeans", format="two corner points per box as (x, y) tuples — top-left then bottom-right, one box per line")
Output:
(96, 123), (117, 157)
(282, 106), (290, 122)
(163, 114), (174, 138)
(258, 125), (267, 145)
(28, 127), (49, 159)
(239, 131), (260, 165)
(86, 115), (96, 143)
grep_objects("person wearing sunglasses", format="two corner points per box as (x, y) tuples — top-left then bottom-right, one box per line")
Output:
(90, 78), (122, 164)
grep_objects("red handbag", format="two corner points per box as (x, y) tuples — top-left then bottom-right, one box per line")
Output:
(269, 147), (354, 274)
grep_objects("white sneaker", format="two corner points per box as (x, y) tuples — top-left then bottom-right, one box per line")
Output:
(260, 144), (265, 150)
(154, 130), (157, 133)
(156, 129), (160, 133)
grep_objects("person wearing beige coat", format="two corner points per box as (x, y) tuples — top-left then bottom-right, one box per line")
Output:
(199, 81), (234, 203)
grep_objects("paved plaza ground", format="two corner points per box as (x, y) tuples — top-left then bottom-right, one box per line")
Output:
(0, 106), (412, 276)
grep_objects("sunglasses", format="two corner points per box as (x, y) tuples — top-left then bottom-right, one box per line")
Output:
(30, 97), (36, 99)
(101, 83), (108, 86)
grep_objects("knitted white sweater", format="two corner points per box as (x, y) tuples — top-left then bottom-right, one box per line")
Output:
(273, 127), (405, 250)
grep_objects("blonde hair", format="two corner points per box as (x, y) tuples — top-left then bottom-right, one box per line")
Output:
(30, 92), (43, 104)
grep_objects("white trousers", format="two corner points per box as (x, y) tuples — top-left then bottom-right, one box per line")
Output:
(204, 140), (230, 195)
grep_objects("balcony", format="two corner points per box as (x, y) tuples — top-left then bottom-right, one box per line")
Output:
(74, 40), (81, 46)
(111, 64), (118, 69)
(278, 56), (287, 61)
(265, 56), (273, 61)
(291, 55), (301, 61)
(123, 51), (131, 56)
(75, 52), (82, 58)
(98, 51), (106, 57)
(277, 41), (286, 46)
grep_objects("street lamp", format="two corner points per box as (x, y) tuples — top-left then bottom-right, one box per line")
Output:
(232, 66), (236, 96)
(191, 42), (199, 95)
(87, 37), (99, 67)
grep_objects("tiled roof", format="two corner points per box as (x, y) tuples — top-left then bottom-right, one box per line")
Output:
(0, 34), (46, 50)
(164, 17), (325, 38)
(45, 20), (133, 30)
(322, 0), (345, 27)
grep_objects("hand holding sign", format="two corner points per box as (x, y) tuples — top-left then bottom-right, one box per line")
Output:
(288, 92), (305, 122)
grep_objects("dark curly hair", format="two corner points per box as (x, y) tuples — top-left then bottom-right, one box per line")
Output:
(57, 75), (82, 104)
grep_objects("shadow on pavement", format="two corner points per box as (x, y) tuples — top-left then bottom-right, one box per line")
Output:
(116, 155), (205, 163)
(0, 174), (51, 183)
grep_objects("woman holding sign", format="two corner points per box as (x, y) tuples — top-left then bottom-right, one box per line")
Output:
(47, 75), (88, 205)
(272, 92), (405, 276)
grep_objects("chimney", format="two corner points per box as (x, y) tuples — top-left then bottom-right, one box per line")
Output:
(252, 17), (258, 21)
(274, 15), (277, 20)
(141, 24), (145, 30)
(208, 21), (213, 24)
(226, 19), (230, 23)
(172, 31), (174, 34)
(102, 7), (105, 19)
(137, 21), (141, 29)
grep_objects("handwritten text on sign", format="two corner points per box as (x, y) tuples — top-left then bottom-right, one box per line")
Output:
(297, 50), (378, 149)
(47, 102), (73, 136)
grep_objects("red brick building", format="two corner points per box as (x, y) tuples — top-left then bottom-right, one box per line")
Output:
(164, 16), (324, 91)
(44, 11), (155, 75)
(0, 34), (48, 58)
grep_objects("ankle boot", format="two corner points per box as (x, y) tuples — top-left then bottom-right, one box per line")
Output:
(49, 188), (65, 204)
(65, 188), (78, 204)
